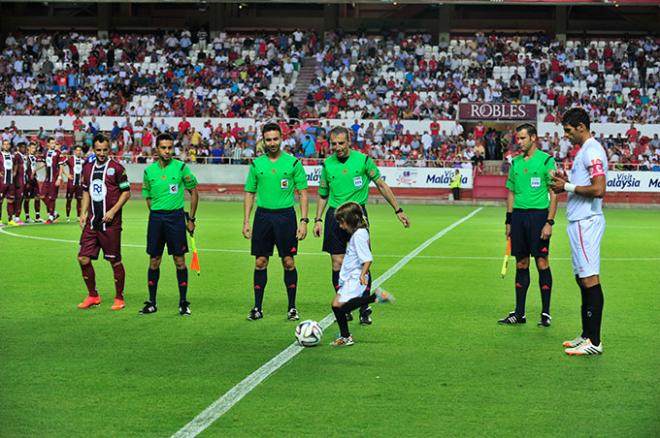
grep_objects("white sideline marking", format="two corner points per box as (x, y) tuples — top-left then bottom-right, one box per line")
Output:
(1, 226), (658, 262)
(170, 207), (484, 438)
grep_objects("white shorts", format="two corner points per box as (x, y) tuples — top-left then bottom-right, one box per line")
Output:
(567, 215), (605, 278)
(336, 276), (368, 303)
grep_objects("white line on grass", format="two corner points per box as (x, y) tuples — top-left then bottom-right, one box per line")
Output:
(170, 207), (484, 438)
(2, 226), (658, 262)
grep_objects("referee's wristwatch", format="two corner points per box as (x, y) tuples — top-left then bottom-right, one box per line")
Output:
(545, 219), (555, 226)
(188, 217), (196, 223)
(300, 218), (310, 223)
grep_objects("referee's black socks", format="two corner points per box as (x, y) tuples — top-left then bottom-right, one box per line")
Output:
(254, 269), (267, 310)
(284, 268), (297, 310)
(148, 268), (160, 304)
(584, 283), (604, 346)
(176, 267), (188, 303)
(538, 268), (552, 315)
(514, 268), (530, 317)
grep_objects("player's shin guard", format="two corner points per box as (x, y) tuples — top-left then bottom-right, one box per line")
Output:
(584, 284), (604, 346)
(332, 306), (351, 338)
(539, 268), (552, 315)
(148, 268), (160, 304)
(113, 263), (125, 299)
(176, 267), (188, 303)
(284, 268), (297, 310)
(80, 263), (98, 296)
(332, 269), (340, 292)
(514, 268), (530, 317)
(254, 268), (267, 310)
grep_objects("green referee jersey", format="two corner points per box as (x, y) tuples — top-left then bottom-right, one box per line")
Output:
(142, 159), (198, 211)
(506, 149), (555, 209)
(245, 152), (308, 209)
(319, 150), (381, 208)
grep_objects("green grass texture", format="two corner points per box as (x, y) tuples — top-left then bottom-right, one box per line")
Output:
(1, 201), (659, 437)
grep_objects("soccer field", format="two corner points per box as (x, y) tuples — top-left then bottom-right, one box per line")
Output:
(1, 201), (659, 437)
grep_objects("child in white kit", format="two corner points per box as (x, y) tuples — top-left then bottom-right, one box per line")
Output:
(330, 202), (394, 346)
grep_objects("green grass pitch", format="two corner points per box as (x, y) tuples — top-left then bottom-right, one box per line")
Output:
(1, 201), (659, 437)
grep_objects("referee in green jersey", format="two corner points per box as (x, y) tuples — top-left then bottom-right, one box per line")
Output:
(140, 133), (199, 316)
(313, 126), (410, 325)
(243, 122), (309, 321)
(499, 124), (557, 327)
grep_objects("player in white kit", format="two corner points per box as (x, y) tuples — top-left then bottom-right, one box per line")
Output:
(551, 108), (607, 356)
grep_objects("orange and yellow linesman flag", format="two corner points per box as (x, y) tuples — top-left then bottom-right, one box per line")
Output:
(501, 238), (511, 278)
(189, 234), (201, 276)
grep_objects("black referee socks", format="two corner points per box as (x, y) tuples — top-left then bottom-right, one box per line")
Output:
(538, 268), (552, 315)
(284, 268), (297, 310)
(176, 267), (188, 303)
(254, 269), (267, 310)
(148, 268), (160, 304)
(514, 268), (530, 317)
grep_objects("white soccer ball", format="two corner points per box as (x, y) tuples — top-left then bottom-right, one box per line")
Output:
(295, 320), (323, 347)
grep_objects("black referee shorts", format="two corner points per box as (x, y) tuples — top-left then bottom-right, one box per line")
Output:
(251, 207), (298, 258)
(147, 209), (189, 257)
(510, 208), (551, 259)
(322, 205), (369, 255)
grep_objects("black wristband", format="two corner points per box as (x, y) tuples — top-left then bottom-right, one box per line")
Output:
(505, 212), (512, 225)
(300, 218), (309, 223)
(188, 217), (196, 223)
(395, 208), (404, 214)
(546, 219), (555, 226)
(314, 218), (323, 223)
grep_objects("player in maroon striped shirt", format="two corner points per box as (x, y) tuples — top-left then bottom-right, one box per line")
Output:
(23, 142), (44, 223)
(11, 142), (29, 224)
(63, 145), (85, 222)
(77, 134), (131, 310)
(0, 139), (16, 226)
(41, 137), (65, 224)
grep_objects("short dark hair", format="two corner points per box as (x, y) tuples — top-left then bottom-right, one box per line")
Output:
(74, 144), (83, 150)
(262, 122), (281, 136)
(328, 126), (350, 140)
(156, 133), (175, 146)
(93, 134), (109, 145)
(334, 202), (368, 231)
(47, 136), (55, 142)
(561, 108), (590, 130)
(516, 123), (537, 138)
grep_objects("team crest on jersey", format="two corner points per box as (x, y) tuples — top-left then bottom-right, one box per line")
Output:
(107, 167), (115, 176)
(280, 179), (289, 189)
(353, 177), (363, 188)
(90, 179), (107, 202)
(530, 177), (541, 188)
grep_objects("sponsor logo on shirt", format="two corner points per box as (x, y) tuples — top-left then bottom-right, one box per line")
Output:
(353, 177), (363, 188)
(530, 177), (541, 188)
(280, 178), (289, 189)
(169, 184), (179, 194)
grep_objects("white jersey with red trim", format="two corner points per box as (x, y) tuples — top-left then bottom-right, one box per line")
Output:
(566, 137), (608, 222)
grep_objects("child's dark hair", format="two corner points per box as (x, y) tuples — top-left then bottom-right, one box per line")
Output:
(334, 202), (368, 231)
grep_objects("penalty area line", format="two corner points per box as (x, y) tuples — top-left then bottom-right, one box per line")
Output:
(170, 207), (484, 438)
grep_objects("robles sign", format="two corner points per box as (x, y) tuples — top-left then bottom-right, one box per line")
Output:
(458, 103), (537, 121)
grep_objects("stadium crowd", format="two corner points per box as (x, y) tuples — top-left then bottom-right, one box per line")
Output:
(1, 30), (658, 124)
(1, 29), (318, 119)
(2, 116), (660, 172)
(308, 31), (658, 123)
